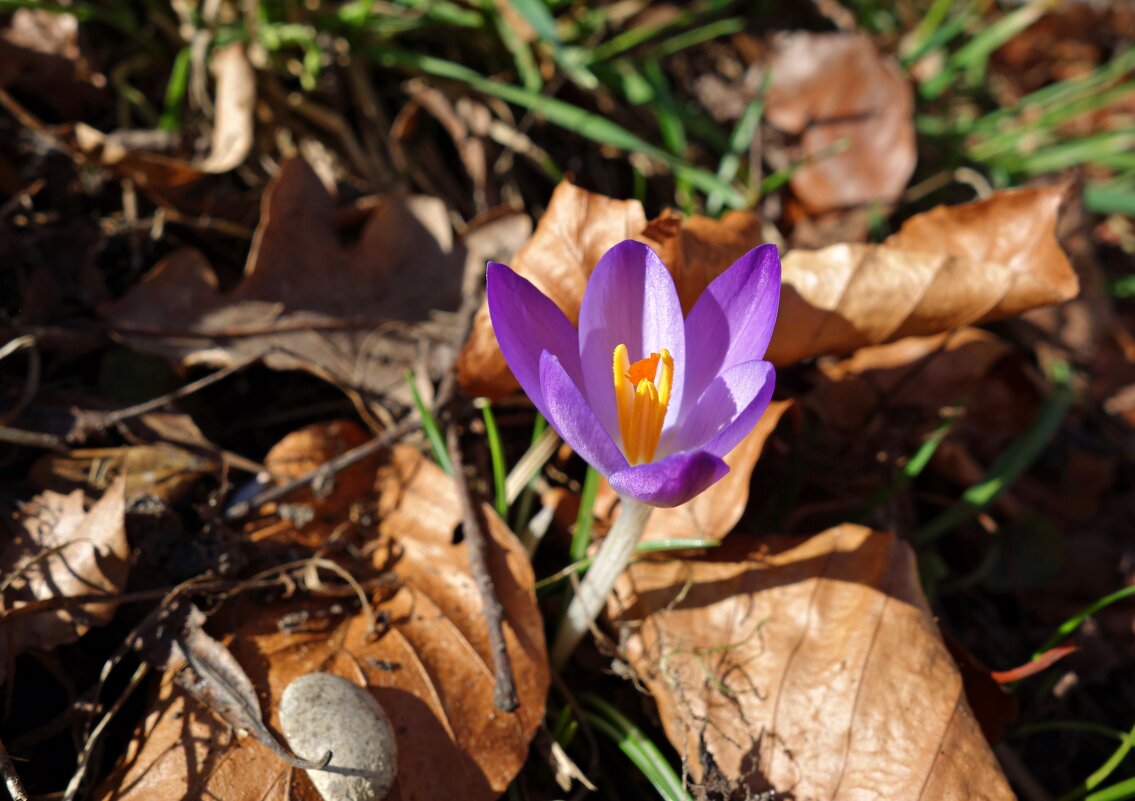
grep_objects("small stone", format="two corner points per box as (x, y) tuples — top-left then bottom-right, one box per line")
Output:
(279, 672), (397, 801)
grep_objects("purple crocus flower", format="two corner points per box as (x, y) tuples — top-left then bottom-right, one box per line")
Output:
(486, 240), (780, 507)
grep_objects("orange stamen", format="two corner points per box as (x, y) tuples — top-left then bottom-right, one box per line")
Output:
(612, 344), (673, 464)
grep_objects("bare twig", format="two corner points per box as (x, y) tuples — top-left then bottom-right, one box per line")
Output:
(0, 736), (28, 801)
(0, 335), (40, 428)
(225, 228), (487, 522)
(446, 419), (518, 713)
(77, 352), (264, 434)
(0, 427), (68, 453)
(223, 415), (419, 521)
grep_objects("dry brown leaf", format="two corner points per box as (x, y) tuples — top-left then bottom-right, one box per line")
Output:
(460, 184), (1075, 401)
(764, 32), (916, 212)
(611, 525), (1013, 800)
(768, 186), (1078, 365)
(28, 443), (216, 503)
(0, 478), (128, 677)
(50, 43), (254, 204)
(596, 400), (793, 544)
(99, 445), (548, 801)
(0, 8), (107, 119)
(637, 208), (764, 311)
(99, 157), (480, 403)
(808, 328), (1014, 434)
(261, 420), (381, 522)
(197, 42), (256, 173)
(457, 180), (647, 398)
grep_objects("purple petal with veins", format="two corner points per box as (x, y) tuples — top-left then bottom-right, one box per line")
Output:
(668, 360), (775, 456)
(487, 261), (582, 421)
(577, 241), (686, 443)
(539, 350), (629, 478)
(681, 244), (780, 418)
(485, 240), (781, 508)
(609, 450), (729, 507)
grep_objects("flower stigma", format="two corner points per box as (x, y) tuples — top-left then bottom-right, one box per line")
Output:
(612, 343), (674, 464)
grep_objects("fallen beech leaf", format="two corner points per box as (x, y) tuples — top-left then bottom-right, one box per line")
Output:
(809, 328), (1015, 434)
(0, 478), (127, 679)
(261, 420), (380, 522)
(764, 32), (916, 212)
(457, 180), (647, 398)
(636, 208), (764, 311)
(100, 445), (548, 801)
(460, 185), (1075, 398)
(100, 157), (471, 403)
(611, 525), (1013, 800)
(597, 401), (793, 544)
(768, 186), (1078, 365)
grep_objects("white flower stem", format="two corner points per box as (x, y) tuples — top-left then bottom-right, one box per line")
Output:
(551, 495), (652, 669)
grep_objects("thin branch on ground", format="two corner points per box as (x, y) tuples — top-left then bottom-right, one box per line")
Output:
(447, 417), (519, 713)
(0, 736), (28, 801)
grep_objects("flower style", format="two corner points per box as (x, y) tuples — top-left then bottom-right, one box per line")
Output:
(487, 240), (780, 507)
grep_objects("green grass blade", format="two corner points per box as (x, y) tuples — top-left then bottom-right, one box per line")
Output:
(585, 0), (737, 64)
(1087, 180), (1135, 216)
(477, 399), (509, 517)
(707, 77), (767, 214)
(648, 16), (745, 61)
(581, 694), (692, 801)
(405, 369), (453, 474)
(369, 48), (746, 206)
(487, 1), (543, 91)
(951, 1), (1049, 87)
(1060, 720), (1135, 800)
(159, 46), (192, 132)
(1035, 584), (1135, 657)
(900, 0), (965, 66)
(570, 465), (601, 561)
(1008, 130), (1135, 176)
(1085, 778), (1135, 801)
(915, 363), (1074, 546)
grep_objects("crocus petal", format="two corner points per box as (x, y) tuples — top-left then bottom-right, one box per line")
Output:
(681, 244), (780, 416)
(487, 261), (583, 421)
(577, 241), (686, 443)
(668, 360), (775, 457)
(608, 450), (729, 507)
(540, 350), (629, 478)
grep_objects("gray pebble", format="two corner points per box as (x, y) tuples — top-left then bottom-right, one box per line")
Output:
(279, 672), (398, 801)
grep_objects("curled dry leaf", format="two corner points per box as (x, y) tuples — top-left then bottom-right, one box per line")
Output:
(29, 443), (217, 504)
(99, 157), (479, 404)
(261, 420), (380, 523)
(99, 445), (548, 801)
(197, 42), (256, 173)
(611, 525), (1013, 801)
(63, 43), (255, 198)
(763, 32), (916, 212)
(457, 180), (647, 398)
(0, 478), (127, 679)
(808, 328), (1015, 434)
(767, 186), (1078, 365)
(460, 183), (1075, 404)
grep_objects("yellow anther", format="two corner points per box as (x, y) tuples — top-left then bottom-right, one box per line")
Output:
(611, 344), (674, 464)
